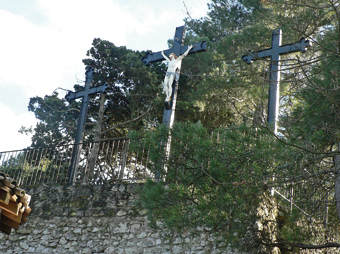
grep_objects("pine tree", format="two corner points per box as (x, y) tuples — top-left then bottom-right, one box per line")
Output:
(135, 0), (340, 252)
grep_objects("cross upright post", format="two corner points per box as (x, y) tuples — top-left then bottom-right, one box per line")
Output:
(142, 25), (207, 128)
(65, 66), (109, 185)
(242, 29), (311, 134)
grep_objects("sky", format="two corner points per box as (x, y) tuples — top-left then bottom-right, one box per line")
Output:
(0, 0), (209, 152)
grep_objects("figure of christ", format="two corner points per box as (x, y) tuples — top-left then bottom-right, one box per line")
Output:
(161, 44), (193, 102)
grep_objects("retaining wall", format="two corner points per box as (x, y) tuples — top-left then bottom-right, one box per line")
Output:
(0, 183), (234, 254)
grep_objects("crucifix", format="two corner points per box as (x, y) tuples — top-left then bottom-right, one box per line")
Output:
(141, 25), (207, 128)
(242, 29), (311, 134)
(65, 66), (109, 185)
(141, 25), (206, 179)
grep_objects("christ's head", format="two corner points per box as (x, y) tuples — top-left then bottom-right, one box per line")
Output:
(169, 53), (178, 60)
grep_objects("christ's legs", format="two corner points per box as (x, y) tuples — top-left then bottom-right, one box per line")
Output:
(163, 76), (169, 94)
(166, 75), (174, 101)
(163, 75), (174, 101)
(163, 76), (170, 101)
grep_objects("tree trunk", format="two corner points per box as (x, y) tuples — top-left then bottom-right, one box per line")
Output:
(334, 148), (340, 221)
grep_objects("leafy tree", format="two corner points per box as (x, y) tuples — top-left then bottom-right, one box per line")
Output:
(82, 38), (165, 138)
(19, 39), (165, 181)
(19, 92), (77, 147)
(22, 39), (164, 148)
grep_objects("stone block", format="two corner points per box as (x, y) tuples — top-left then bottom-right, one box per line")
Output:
(130, 223), (141, 232)
(59, 237), (67, 245)
(49, 241), (58, 247)
(172, 245), (186, 254)
(82, 248), (92, 254)
(126, 241), (135, 247)
(65, 232), (78, 241)
(137, 232), (147, 239)
(16, 228), (32, 235)
(87, 220), (93, 227)
(81, 234), (89, 241)
(8, 234), (19, 241)
(27, 247), (36, 253)
(116, 210), (126, 216)
(40, 240), (49, 246)
(116, 223), (128, 233)
(104, 246), (116, 253)
(92, 227), (100, 233)
(74, 228), (82, 234)
(173, 237), (182, 244)
(35, 245), (46, 253)
(85, 240), (93, 248)
(143, 237), (155, 247)
(125, 247), (142, 254)
(19, 241), (29, 249)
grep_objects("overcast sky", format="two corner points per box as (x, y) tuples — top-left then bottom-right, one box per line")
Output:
(0, 0), (209, 152)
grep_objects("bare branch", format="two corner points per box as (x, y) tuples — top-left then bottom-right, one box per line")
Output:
(100, 108), (151, 135)
(275, 241), (340, 250)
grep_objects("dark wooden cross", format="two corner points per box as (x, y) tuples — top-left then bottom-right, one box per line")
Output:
(242, 29), (311, 134)
(141, 25), (207, 128)
(65, 66), (109, 185)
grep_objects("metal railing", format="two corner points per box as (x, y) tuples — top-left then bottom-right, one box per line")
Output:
(275, 181), (331, 224)
(0, 138), (154, 186)
(0, 134), (331, 226)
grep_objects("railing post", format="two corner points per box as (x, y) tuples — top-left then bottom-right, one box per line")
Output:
(119, 140), (130, 180)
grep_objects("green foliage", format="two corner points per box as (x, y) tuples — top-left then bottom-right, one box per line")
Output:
(134, 1), (340, 251)
(23, 40), (164, 147)
(134, 121), (339, 252)
(135, 123), (270, 251)
(83, 38), (164, 134)
(27, 92), (76, 147)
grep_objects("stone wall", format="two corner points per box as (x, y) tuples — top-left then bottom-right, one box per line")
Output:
(0, 183), (234, 254)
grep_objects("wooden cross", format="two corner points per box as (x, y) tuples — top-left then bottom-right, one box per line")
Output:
(242, 29), (311, 134)
(65, 66), (109, 185)
(142, 25), (207, 128)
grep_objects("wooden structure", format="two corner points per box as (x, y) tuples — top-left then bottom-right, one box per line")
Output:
(0, 172), (31, 235)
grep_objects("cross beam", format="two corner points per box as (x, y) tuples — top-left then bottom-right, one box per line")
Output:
(141, 25), (207, 128)
(141, 26), (207, 66)
(65, 83), (108, 101)
(242, 29), (311, 133)
(65, 66), (109, 185)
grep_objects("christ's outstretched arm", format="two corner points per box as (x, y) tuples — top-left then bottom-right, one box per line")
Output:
(161, 51), (170, 62)
(178, 44), (193, 61)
